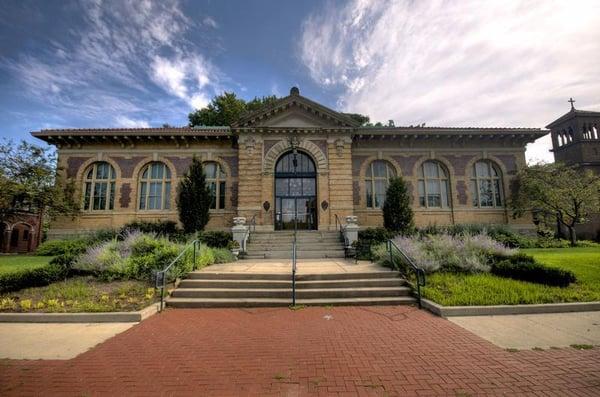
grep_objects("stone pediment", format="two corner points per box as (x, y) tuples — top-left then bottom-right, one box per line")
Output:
(232, 87), (360, 129)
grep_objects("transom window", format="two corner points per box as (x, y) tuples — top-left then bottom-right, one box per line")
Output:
(83, 162), (116, 211)
(205, 162), (226, 210)
(470, 160), (504, 207)
(418, 161), (450, 208)
(365, 160), (396, 209)
(139, 162), (171, 210)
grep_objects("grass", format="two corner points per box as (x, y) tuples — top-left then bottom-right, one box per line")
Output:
(0, 255), (53, 275)
(0, 276), (157, 312)
(422, 247), (600, 306)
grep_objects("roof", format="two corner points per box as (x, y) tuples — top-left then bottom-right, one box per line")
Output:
(232, 87), (360, 128)
(31, 126), (232, 143)
(546, 108), (600, 129)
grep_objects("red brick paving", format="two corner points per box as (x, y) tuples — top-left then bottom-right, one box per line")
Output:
(1, 306), (599, 396)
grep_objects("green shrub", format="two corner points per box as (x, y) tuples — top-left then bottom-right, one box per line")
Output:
(491, 259), (576, 287)
(354, 228), (396, 259)
(36, 238), (89, 256)
(197, 231), (233, 248)
(212, 248), (236, 263)
(382, 176), (414, 234)
(0, 264), (67, 294)
(120, 220), (180, 236)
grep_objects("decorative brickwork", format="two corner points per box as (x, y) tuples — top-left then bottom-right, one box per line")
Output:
(120, 183), (132, 209)
(110, 156), (146, 178)
(352, 155), (368, 177)
(446, 155), (475, 176)
(166, 157), (192, 176)
(456, 180), (468, 205)
(66, 157), (90, 178)
(495, 154), (518, 174)
(391, 155), (421, 176)
(221, 155), (239, 177)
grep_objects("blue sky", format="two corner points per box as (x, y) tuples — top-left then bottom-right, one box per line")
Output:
(1, 0), (599, 163)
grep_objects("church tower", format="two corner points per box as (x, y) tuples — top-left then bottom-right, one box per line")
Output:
(547, 98), (600, 174)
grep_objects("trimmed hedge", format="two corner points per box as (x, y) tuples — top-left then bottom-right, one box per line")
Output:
(0, 264), (67, 294)
(491, 256), (576, 288)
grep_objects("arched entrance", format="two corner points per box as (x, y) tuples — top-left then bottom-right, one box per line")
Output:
(274, 151), (317, 230)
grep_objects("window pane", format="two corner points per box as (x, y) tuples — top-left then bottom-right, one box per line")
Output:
(479, 180), (493, 207)
(151, 163), (163, 179)
(219, 181), (226, 209)
(372, 161), (387, 177)
(441, 180), (449, 207)
(475, 161), (489, 177)
(139, 182), (147, 209)
(96, 163), (109, 179)
(205, 163), (216, 179)
(109, 182), (115, 210)
(93, 182), (107, 210)
(208, 182), (216, 209)
(84, 182), (92, 210)
(418, 180), (425, 207)
(276, 178), (288, 196)
(494, 179), (503, 206)
(374, 180), (387, 196)
(375, 194), (385, 208)
(86, 168), (93, 179)
(491, 164), (500, 177)
(366, 181), (373, 208)
(142, 167), (149, 179)
(289, 178), (302, 196)
(302, 178), (315, 195)
(148, 182), (162, 209)
(424, 162), (438, 178)
(164, 182), (171, 209)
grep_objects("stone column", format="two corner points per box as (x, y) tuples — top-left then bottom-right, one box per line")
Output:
(237, 134), (265, 227)
(327, 136), (354, 229)
(1, 229), (10, 253)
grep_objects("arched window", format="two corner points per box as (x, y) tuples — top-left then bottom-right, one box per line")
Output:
(470, 160), (504, 207)
(83, 162), (116, 211)
(365, 160), (396, 208)
(139, 162), (171, 210)
(418, 161), (450, 208)
(205, 162), (226, 210)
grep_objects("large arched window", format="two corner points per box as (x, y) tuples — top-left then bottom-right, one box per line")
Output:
(83, 162), (116, 211)
(139, 162), (171, 210)
(470, 160), (504, 207)
(365, 160), (396, 208)
(205, 162), (226, 210)
(418, 161), (450, 208)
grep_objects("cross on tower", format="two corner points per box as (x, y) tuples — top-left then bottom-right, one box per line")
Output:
(568, 97), (576, 110)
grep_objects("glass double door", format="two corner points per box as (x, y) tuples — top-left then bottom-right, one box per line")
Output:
(275, 177), (317, 230)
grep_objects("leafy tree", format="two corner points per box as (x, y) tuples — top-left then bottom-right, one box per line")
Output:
(0, 139), (78, 220)
(342, 113), (370, 126)
(511, 162), (600, 246)
(177, 157), (211, 233)
(188, 92), (279, 127)
(382, 176), (414, 234)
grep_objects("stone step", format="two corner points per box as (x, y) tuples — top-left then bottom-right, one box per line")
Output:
(245, 243), (345, 251)
(166, 296), (416, 308)
(186, 272), (290, 280)
(296, 287), (411, 299)
(296, 272), (400, 281)
(178, 279), (292, 289)
(296, 278), (406, 288)
(170, 287), (411, 299)
(248, 238), (342, 244)
(244, 250), (346, 259)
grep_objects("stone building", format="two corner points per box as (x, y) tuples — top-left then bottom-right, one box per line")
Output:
(0, 211), (42, 253)
(547, 100), (600, 239)
(32, 87), (545, 239)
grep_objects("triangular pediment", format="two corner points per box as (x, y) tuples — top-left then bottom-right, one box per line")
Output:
(232, 87), (360, 128)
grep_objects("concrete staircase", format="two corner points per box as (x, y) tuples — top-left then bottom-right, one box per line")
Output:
(166, 271), (416, 308)
(244, 231), (345, 259)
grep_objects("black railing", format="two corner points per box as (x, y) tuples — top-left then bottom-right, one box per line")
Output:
(291, 231), (297, 306)
(155, 239), (199, 312)
(386, 239), (426, 309)
(334, 214), (350, 258)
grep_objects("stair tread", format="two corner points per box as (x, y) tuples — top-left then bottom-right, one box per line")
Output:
(296, 296), (416, 303)
(174, 286), (408, 292)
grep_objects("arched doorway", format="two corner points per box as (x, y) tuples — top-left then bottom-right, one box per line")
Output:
(274, 151), (317, 230)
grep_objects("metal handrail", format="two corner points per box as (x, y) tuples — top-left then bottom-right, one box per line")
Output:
(155, 239), (199, 312)
(241, 214), (257, 252)
(334, 214), (350, 257)
(386, 239), (426, 309)
(291, 232), (297, 306)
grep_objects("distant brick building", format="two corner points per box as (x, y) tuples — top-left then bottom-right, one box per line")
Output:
(547, 100), (600, 240)
(0, 211), (42, 253)
(32, 87), (545, 239)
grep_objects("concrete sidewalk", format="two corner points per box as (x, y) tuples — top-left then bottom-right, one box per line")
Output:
(450, 311), (600, 349)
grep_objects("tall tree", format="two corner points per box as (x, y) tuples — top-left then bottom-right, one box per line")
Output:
(511, 162), (600, 245)
(177, 158), (211, 233)
(342, 113), (370, 126)
(0, 139), (78, 220)
(188, 93), (280, 127)
(382, 176), (415, 234)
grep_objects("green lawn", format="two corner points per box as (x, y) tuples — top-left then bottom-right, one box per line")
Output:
(422, 247), (600, 306)
(0, 255), (53, 275)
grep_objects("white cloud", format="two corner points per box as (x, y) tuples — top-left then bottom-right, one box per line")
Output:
(300, 0), (600, 163)
(115, 116), (151, 128)
(202, 16), (218, 29)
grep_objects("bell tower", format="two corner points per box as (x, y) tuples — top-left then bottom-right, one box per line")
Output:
(547, 98), (600, 174)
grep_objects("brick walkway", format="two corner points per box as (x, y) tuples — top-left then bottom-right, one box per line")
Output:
(1, 307), (599, 396)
